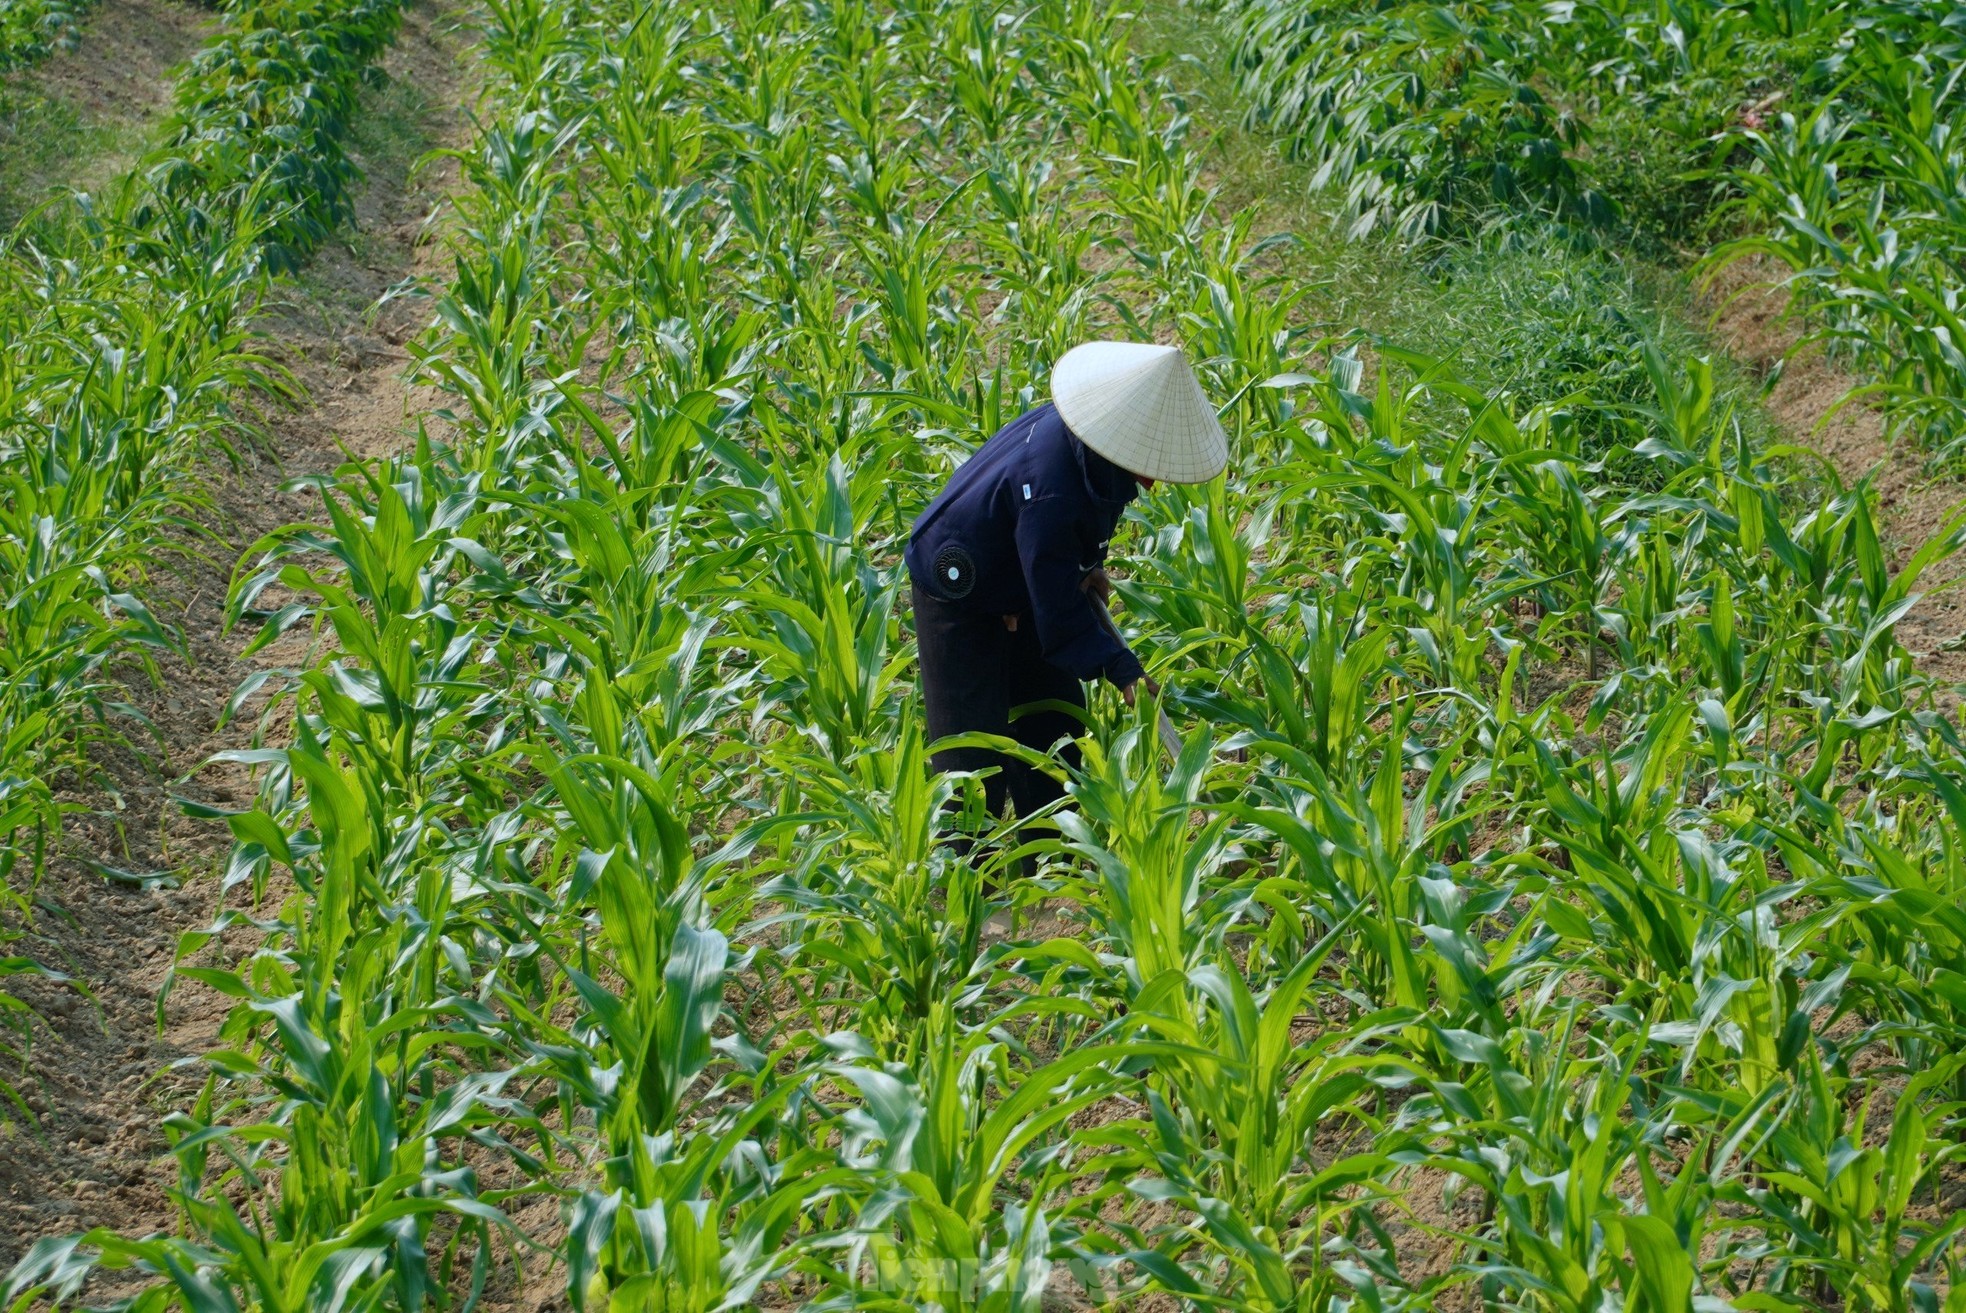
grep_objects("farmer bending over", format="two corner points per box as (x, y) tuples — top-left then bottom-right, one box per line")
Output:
(905, 342), (1227, 831)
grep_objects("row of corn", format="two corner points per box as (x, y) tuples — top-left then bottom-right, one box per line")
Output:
(10, 0), (1966, 1308)
(0, 0), (404, 1120)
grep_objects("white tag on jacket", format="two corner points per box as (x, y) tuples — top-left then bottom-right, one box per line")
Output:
(1022, 484), (1032, 500)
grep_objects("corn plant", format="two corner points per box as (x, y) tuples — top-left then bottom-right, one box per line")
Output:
(16, 0), (1966, 1308)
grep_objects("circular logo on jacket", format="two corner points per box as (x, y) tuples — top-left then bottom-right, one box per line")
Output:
(933, 544), (976, 599)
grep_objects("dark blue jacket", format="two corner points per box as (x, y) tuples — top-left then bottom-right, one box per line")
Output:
(906, 403), (1145, 686)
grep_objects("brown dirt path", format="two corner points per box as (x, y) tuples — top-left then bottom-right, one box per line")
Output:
(0, 0), (471, 1267)
(1703, 259), (1966, 688)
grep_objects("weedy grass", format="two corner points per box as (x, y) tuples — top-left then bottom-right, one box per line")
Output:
(7, 0), (1966, 1310)
(0, 93), (144, 234)
(1134, 0), (1785, 480)
(0, 0), (125, 228)
(1213, 0), (1966, 463)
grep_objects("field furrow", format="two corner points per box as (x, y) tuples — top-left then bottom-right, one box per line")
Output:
(0, 4), (471, 1265)
(0, 0), (470, 1271)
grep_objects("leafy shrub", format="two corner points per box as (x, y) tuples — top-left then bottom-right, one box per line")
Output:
(1227, 0), (1966, 452)
(139, 0), (406, 270)
(1222, 0), (1856, 243)
(1226, 0), (1606, 239)
(0, 0), (91, 72)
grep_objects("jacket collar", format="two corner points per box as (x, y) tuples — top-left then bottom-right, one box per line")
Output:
(1066, 423), (1138, 507)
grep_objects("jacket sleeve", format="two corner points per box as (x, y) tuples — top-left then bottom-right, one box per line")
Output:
(1013, 496), (1146, 686)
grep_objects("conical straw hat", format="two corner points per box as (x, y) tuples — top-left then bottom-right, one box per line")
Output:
(1051, 341), (1228, 485)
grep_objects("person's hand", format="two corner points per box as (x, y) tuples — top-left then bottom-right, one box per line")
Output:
(1080, 567), (1113, 607)
(1120, 675), (1160, 707)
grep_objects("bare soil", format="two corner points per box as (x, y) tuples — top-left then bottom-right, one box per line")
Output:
(1701, 257), (1966, 687)
(0, 0), (471, 1270)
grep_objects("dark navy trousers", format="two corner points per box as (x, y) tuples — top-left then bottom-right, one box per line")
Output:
(912, 582), (1085, 827)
